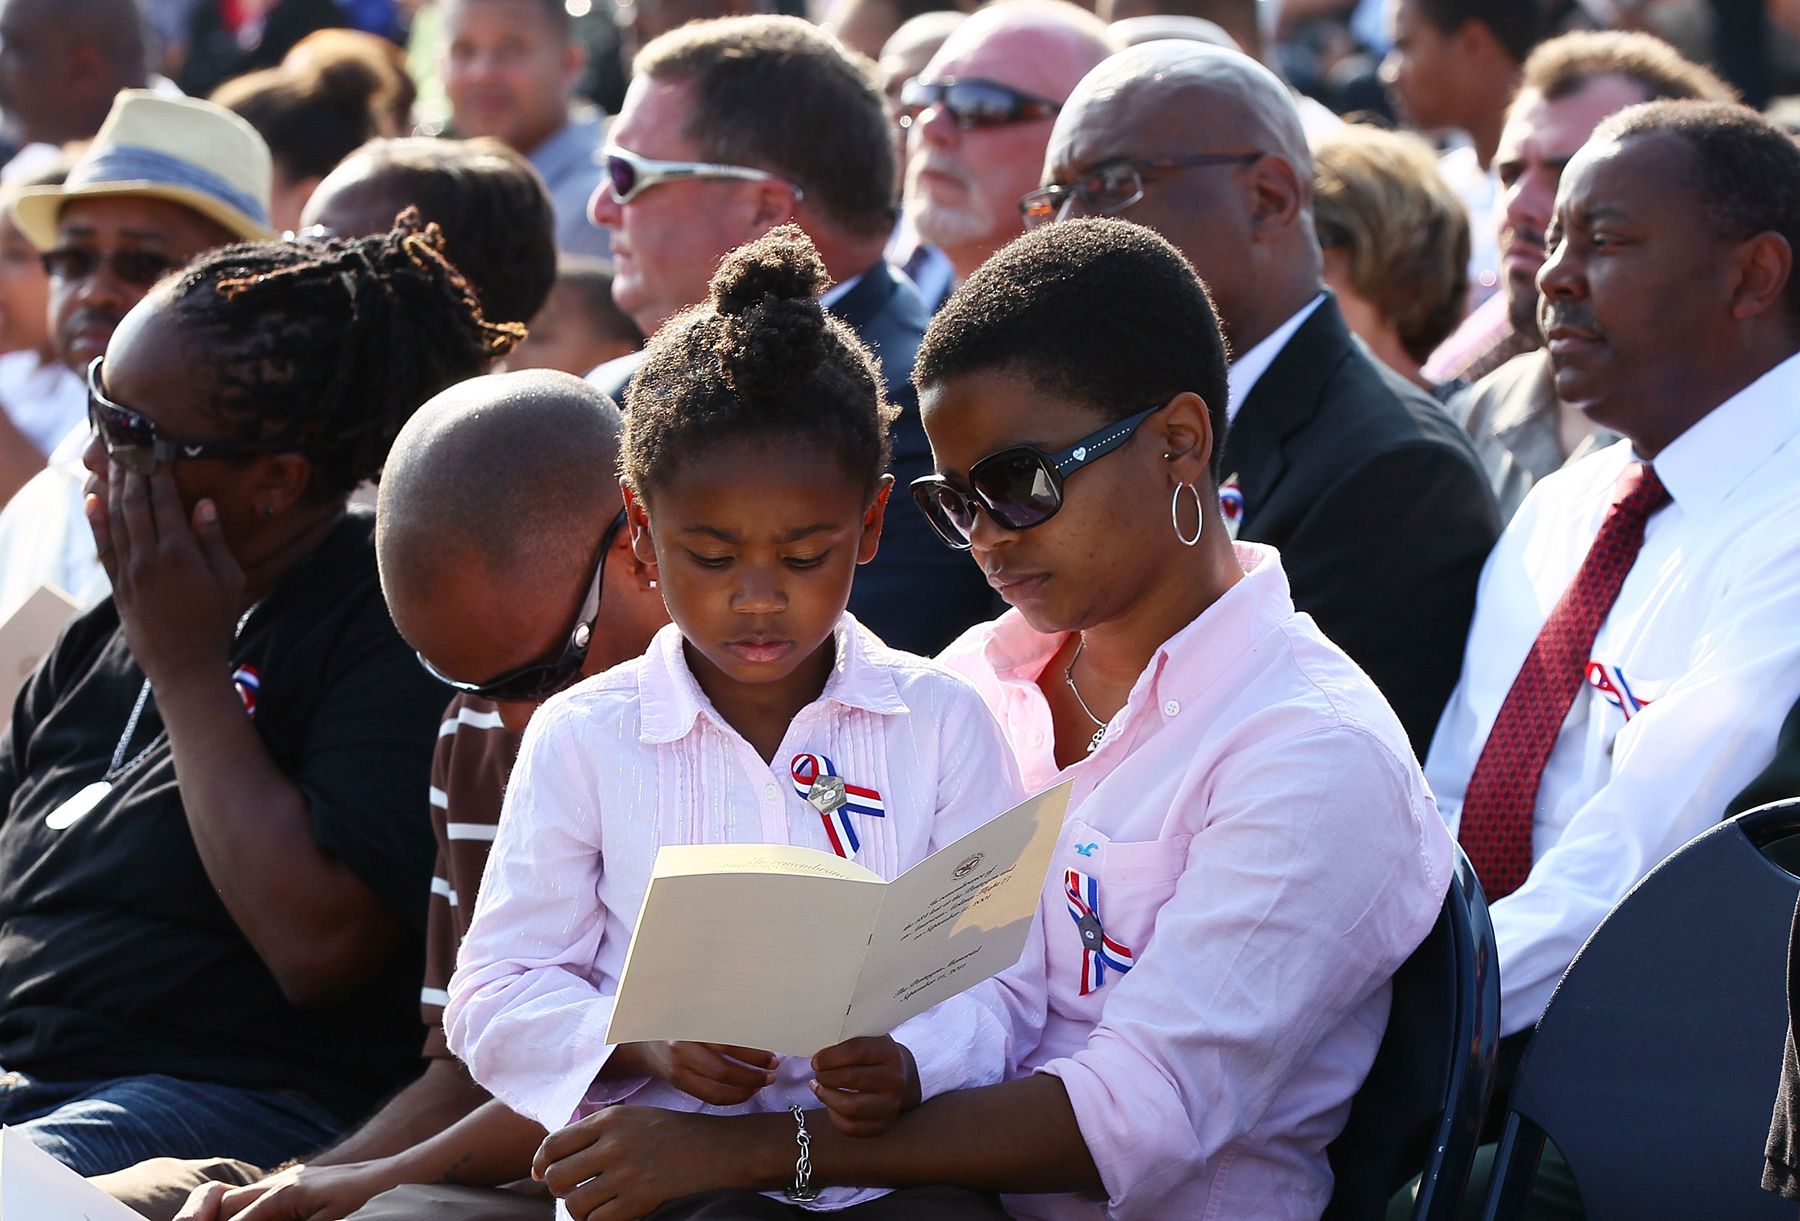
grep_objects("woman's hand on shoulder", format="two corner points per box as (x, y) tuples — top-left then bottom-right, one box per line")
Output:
(810, 1034), (921, 1137)
(619, 1040), (779, 1106)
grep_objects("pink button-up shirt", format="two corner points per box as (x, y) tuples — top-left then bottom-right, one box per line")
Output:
(941, 544), (1453, 1220)
(445, 616), (1030, 1213)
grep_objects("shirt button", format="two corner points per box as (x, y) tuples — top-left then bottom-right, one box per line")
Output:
(1163, 699), (1181, 717)
(763, 783), (777, 800)
(1030, 730), (1045, 746)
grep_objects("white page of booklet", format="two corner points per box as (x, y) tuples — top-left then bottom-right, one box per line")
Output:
(0, 1127), (149, 1219)
(605, 781), (1071, 1057)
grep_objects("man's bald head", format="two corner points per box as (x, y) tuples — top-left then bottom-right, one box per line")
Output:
(379, 370), (623, 588)
(1043, 41), (1320, 350)
(1108, 15), (1238, 51)
(379, 371), (636, 704)
(0, 0), (148, 145)
(1059, 41), (1309, 174)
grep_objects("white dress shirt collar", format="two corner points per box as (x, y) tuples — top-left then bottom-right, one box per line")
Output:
(1224, 292), (1327, 423)
(636, 613), (908, 745)
(1651, 349), (1800, 518)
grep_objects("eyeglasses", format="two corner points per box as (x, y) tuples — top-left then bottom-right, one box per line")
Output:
(417, 507), (629, 702)
(598, 146), (804, 207)
(86, 356), (297, 476)
(42, 247), (177, 286)
(911, 403), (1165, 549)
(1019, 153), (1262, 229)
(896, 76), (1061, 131)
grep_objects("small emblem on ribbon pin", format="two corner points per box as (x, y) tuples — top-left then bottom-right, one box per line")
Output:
(1064, 867), (1135, 995)
(790, 753), (884, 859)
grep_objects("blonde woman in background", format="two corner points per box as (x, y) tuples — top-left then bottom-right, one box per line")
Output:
(1313, 123), (1471, 397)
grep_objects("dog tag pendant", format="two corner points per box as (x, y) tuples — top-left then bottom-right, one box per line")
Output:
(45, 781), (111, 830)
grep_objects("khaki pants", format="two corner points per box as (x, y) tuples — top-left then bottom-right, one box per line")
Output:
(91, 1155), (265, 1221)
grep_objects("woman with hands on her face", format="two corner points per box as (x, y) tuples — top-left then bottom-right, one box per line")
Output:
(0, 212), (517, 1178)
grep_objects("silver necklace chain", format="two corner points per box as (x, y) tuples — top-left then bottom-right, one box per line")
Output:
(1063, 637), (1110, 754)
(104, 603), (262, 783)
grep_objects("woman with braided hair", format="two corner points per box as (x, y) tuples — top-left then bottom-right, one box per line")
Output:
(0, 215), (516, 1178)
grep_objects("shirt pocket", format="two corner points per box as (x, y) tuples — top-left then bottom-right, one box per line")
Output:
(1048, 818), (1192, 1015)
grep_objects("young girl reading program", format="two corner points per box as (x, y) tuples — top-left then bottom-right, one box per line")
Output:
(444, 228), (1026, 1219)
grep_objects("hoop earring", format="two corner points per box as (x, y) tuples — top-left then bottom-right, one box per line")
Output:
(1171, 481), (1203, 547)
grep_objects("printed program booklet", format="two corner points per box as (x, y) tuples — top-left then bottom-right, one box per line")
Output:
(0, 1127), (148, 1218)
(606, 780), (1072, 1056)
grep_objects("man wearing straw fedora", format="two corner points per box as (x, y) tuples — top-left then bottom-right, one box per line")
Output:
(0, 90), (271, 624)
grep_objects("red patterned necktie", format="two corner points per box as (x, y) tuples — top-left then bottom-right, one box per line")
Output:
(1457, 462), (1672, 900)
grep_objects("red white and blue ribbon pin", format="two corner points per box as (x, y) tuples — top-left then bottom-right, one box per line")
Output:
(1064, 867), (1135, 995)
(790, 753), (885, 858)
(1585, 660), (1651, 721)
(231, 665), (261, 719)
(1219, 472), (1244, 541)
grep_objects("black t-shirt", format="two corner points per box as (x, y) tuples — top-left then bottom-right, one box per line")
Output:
(0, 507), (446, 1123)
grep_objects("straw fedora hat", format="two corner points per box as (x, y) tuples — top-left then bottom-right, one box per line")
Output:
(12, 90), (274, 252)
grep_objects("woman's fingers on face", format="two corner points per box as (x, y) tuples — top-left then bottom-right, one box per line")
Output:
(85, 492), (116, 575)
(147, 465), (188, 542)
(117, 467), (157, 555)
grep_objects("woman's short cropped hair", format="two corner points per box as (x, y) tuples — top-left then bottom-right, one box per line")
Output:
(915, 218), (1231, 480)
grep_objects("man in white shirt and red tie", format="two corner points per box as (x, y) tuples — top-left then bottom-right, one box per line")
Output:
(1427, 98), (1800, 1057)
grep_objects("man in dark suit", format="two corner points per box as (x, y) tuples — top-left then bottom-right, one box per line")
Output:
(1039, 40), (1500, 750)
(585, 15), (993, 656)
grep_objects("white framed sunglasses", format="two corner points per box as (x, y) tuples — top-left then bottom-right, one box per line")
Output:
(599, 146), (805, 206)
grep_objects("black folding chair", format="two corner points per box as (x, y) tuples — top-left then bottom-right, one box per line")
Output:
(1479, 799), (1800, 1221)
(1327, 846), (1501, 1220)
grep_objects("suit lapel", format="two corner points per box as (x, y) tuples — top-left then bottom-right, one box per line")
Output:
(828, 260), (899, 332)
(1223, 296), (1355, 529)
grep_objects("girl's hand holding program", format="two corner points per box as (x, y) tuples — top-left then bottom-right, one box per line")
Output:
(810, 1035), (921, 1136)
(629, 1040), (779, 1106)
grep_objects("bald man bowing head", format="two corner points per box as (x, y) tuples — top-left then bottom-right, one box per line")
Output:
(1032, 42), (1500, 749)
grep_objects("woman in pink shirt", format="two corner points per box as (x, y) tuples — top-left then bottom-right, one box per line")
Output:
(530, 221), (1452, 1219)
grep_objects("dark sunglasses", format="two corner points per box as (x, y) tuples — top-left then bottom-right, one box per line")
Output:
(86, 356), (297, 476)
(1019, 153), (1262, 229)
(911, 403), (1164, 549)
(896, 76), (1061, 131)
(43, 247), (177, 286)
(417, 507), (629, 702)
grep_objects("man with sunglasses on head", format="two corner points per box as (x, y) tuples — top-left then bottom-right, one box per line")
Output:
(587, 14), (994, 658)
(0, 91), (272, 627)
(177, 372), (670, 1221)
(898, 0), (1115, 312)
(1030, 40), (1500, 752)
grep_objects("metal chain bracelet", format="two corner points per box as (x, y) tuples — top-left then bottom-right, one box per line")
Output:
(785, 1104), (820, 1202)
